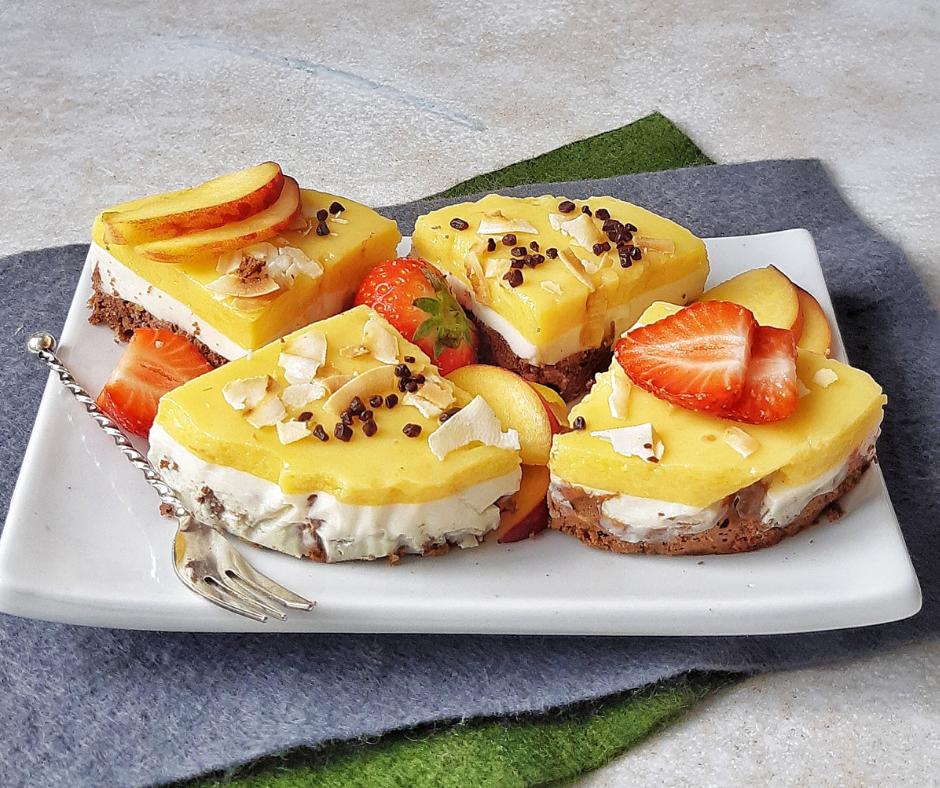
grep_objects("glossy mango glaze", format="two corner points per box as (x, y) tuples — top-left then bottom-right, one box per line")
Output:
(549, 304), (886, 508)
(92, 190), (401, 353)
(155, 306), (520, 506)
(412, 194), (709, 350)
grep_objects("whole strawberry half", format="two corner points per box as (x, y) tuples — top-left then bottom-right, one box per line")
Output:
(354, 256), (478, 375)
(615, 300), (757, 414)
(96, 328), (214, 437)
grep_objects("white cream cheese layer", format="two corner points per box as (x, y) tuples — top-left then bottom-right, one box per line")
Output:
(148, 424), (520, 563)
(549, 429), (878, 545)
(444, 268), (705, 366)
(88, 243), (347, 361)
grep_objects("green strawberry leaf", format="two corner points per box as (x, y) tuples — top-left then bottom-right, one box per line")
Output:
(413, 297), (441, 316)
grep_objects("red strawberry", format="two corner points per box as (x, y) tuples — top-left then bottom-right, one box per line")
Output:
(96, 328), (214, 437)
(354, 257), (478, 375)
(726, 325), (799, 424)
(615, 301), (757, 414)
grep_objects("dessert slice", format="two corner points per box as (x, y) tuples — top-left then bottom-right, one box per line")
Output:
(411, 194), (709, 399)
(88, 163), (401, 365)
(547, 301), (886, 555)
(148, 305), (521, 563)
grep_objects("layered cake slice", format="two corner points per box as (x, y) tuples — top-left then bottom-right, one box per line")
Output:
(411, 194), (709, 399)
(148, 305), (522, 563)
(88, 163), (401, 365)
(548, 301), (886, 555)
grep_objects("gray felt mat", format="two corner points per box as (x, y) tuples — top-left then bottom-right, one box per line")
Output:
(0, 159), (937, 788)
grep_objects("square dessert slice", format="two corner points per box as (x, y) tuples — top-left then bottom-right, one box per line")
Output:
(547, 302), (886, 555)
(88, 164), (401, 365)
(411, 194), (709, 399)
(149, 305), (521, 563)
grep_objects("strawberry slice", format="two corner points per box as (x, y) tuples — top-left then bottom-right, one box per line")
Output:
(96, 328), (214, 437)
(615, 301), (757, 414)
(726, 325), (799, 424)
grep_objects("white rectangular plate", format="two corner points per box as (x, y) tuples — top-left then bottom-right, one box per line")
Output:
(0, 229), (922, 634)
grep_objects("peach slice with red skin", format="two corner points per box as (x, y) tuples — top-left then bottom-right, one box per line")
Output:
(697, 265), (803, 340)
(497, 464), (550, 543)
(528, 382), (568, 431)
(795, 286), (833, 356)
(133, 177), (302, 263)
(445, 364), (564, 465)
(102, 162), (286, 246)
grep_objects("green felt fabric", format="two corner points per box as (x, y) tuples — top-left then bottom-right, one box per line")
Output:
(170, 674), (736, 788)
(163, 113), (726, 788)
(431, 112), (712, 200)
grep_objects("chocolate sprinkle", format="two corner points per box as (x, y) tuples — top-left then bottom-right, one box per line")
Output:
(328, 201), (345, 215)
(402, 423), (422, 438)
(313, 424), (329, 442)
(385, 394), (399, 409)
(502, 233), (517, 246)
(334, 423), (353, 442)
(362, 420), (378, 437)
(572, 416), (586, 430)
(450, 217), (469, 231)
(298, 411), (313, 422)
(369, 395), (384, 409)
(558, 200), (575, 213)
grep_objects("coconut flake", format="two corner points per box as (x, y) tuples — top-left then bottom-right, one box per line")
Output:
(476, 212), (540, 236)
(559, 212), (607, 250)
(362, 316), (400, 364)
(222, 375), (271, 410)
(548, 213), (566, 231)
(279, 353), (323, 385)
(813, 368), (839, 388)
(276, 420), (309, 445)
(540, 280), (562, 296)
(637, 236), (677, 256)
(404, 375), (455, 418)
(608, 366), (632, 420)
(266, 246), (323, 286)
(557, 248), (595, 292)
(245, 390), (287, 429)
(323, 365), (397, 415)
(281, 381), (329, 408)
(591, 423), (663, 462)
(797, 379), (811, 398)
(207, 273), (280, 298)
(285, 330), (327, 365)
(428, 395), (520, 460)
(723, 425), (760, 458)
(483, 255), (512, 280)
(463, 246), (491, 305)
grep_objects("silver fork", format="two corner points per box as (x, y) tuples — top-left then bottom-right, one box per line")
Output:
(27, 331), (315, 623)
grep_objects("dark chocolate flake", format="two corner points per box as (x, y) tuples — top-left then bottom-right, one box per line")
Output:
(558, 200), (576, 213)
(316, 208), (329, 222)
(298, 411), (313, 422)
(572, 416), (586, 430)
(403, 423), (422, 438)
(329, 201), (345, 215)
(362, 420), (378, 437)
(385, 394), (399, 409)
(502, 233), (517, 246)
(369, 395), (384, 409)
(313, 424), (329, 442)
(450, 217), (470, 231)
(334, 423), (353, 442)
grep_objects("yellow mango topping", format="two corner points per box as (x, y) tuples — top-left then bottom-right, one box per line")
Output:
(155, 306), (520, 506)
(93, 189), (401, 353)
(412, 194), (709, 352)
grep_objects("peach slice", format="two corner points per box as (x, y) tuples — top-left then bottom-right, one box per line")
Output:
(698, 265), (803, 339)
(102, 162), (285, 246)
(497, 464), (550, 543)
(795, 286), (832, 356)
(446, 364), (554, 465)
(528, 382), (569, 431)
(134, 177), (302, 263)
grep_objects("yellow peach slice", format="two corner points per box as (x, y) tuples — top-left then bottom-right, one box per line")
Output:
(698, 265), (803, 338)
(528, 382), (569, 429)
(102, 162), (285, 246)
(446, 364), (554, 465)
(796, 286), (833, 356)
(134, 177), (301, 263)
(497, 464), (550, 543)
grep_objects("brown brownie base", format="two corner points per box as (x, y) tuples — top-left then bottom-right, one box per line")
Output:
(470, 314), (612, 401)
(547, 449), (874, 556)
(87, 266), (229, 367)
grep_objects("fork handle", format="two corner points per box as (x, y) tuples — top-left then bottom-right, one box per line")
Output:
(28, 331), (187, 519)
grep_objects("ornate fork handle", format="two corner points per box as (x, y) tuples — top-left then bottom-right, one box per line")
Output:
(27, 332), (187, 519)
(28, 331), (314, 622)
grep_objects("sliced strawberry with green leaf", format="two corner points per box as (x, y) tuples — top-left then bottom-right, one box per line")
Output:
(615, 301), (757, 414)
(726, 324), (799, 424)
(354, 256), (478, 375)
(96, 328), (214, 437)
